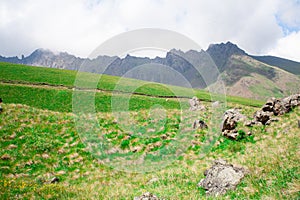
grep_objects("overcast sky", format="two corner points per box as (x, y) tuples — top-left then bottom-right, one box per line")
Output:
(0, 0), (300, 61)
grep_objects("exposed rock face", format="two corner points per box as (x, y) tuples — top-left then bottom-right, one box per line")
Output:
(221, 109), (246, 139)
(2, 42), (300, 99)
(189, 97), (205, 111)
(206, 41), (246, 72)
(134, 192), (160, 200)
(251, 94), (300, 125)
(197, 159), (247, 196)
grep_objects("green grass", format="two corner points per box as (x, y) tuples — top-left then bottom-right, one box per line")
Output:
(250, 84), (284, 99)
(0, 61), (191, 97)
(0, 103), (299, 199)
(0, 62), (264, 108)
(0, 84), (184, 112)
(3, 61), (297, 199)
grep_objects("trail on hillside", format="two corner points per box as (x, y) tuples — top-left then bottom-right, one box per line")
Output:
(0, 79), (193, 100)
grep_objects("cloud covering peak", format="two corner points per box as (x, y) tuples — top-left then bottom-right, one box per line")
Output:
(0, 0), (299, 61)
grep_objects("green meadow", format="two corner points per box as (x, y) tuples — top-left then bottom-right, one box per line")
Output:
(0, 62), (298, 199)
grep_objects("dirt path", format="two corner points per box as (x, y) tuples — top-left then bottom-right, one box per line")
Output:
(0, 79), (193, 100)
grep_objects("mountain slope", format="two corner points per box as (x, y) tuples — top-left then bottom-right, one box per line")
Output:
(206, 41), (247, 72)
(1, 42), (300, 100)
(251, 55), (300, 75)
(210, 55), (300, 100)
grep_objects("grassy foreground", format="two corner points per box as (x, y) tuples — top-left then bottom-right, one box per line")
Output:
(0, 102), (299, 199)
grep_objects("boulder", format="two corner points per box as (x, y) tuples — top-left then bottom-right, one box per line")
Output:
(222, 129), (239, 140)
(50, 177), (59, 184)
(189, 96), (205, 111)
(221, 109), (246, 139)
(280, 94), (300, 114)
(222, 109), (246, 131)
(253, 110), (272, 125)
(134, 192), (160, 200)
(298, 120), (300, 128)
(193, 119), (208, 129)
(197, 159), (247, 196)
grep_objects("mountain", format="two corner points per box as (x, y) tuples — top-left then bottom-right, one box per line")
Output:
(205, 42), (299, 99)
(250, 55), (300, 75)
(1, 42), (300, 100)
(206, 41), (247, 72)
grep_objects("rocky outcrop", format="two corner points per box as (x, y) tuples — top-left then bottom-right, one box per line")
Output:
(189, 97), (205, 111)
(134, 192), (161, 200)
(197, 159), (247, 196)
(221, 109), (246, 139)
(249, 94), (300, 125)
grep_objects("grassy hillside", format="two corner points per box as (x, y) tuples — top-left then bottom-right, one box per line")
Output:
(0, 61), (299, 199)
(0, 103), (299, 199)
(216, 55), (300, 100)
(251, 55), (300, 75)
(0, 62), (263, 109)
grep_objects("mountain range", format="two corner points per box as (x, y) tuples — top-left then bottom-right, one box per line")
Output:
(1, 42), (300, 100)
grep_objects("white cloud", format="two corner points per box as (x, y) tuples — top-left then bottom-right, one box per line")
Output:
(268, 31), (300, 61)
(276, 0), (300, 31)
(0, 0), (299, 61)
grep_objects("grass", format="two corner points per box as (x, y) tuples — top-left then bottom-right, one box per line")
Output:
(1, 61), (297, 199)
(0, 103), (299, 199)
(0, 61), (264, 108)
(249, 75), (284, 99)
(0, 84), (184, 113)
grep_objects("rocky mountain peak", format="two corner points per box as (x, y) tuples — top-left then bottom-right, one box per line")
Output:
(206, 41), (247, 72)
(207, 41), (246, 56)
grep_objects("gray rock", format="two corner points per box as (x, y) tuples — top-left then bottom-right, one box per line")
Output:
(222, 109), (246, 131)
(134, 192), (160, 200)
(193, 119), (208, 129)
(222, 129), (239, 140)
(197, 159), (247, 196)
(189, 97), (205, 111)
(253, 110), (272, 125)
(221, 109), (246, 139)
(252, 94), (300, 126)
(298, 120), (300, 128)
(50, 177), (59, 184)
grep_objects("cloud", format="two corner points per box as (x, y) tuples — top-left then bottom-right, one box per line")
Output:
(0, 0), (299, 61)
(276, 0), (300, 32)
(268, 31), (300, 61)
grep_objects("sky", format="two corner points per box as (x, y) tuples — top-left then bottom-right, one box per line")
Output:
(0, 0), (300, 61)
